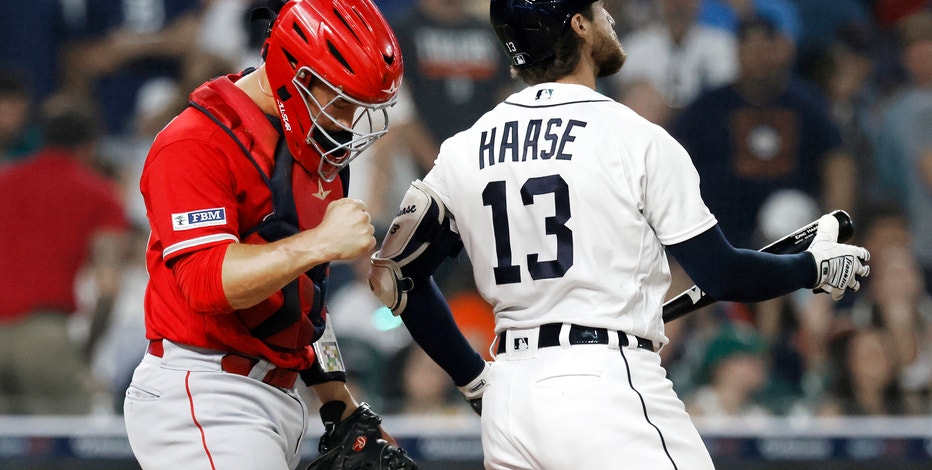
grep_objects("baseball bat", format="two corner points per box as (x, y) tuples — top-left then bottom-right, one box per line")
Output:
(662, 209), (854, 324)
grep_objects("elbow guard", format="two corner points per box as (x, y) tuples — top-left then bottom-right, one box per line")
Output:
(369, 180), (462, 314)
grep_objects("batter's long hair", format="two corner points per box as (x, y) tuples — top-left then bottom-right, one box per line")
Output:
(512, 7), (593, 85)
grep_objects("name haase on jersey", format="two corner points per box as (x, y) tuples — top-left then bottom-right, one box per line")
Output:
(479, 118), (587, 169)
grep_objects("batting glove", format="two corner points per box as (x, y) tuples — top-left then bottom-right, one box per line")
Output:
(457, 362), (491, 416)
(805, 214), (871, 300)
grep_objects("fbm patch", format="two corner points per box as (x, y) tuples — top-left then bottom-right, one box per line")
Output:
(172, 208), (227, 231)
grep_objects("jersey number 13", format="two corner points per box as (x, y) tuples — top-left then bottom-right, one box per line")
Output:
(482, 174), (574, 285)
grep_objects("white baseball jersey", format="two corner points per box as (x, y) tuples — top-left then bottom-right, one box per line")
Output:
(422, 83), (716, 345)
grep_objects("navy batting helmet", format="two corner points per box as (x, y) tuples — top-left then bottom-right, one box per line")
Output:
(490, 0), (597, 67)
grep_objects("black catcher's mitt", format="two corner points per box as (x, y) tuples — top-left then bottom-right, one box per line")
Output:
(306, 401), (417, 470)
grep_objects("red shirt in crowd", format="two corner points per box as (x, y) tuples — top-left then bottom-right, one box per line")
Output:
(0, 149), (128, 322)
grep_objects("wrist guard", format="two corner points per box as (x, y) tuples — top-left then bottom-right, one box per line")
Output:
(307, 401), (418, 470)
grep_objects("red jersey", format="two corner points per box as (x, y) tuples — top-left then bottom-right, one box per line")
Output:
(0, 150), (128, 321)
(140, 72), (345, 370)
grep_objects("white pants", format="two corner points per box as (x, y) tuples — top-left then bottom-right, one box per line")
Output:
(123, 341), (309, 470)
(482, 326), (714, 470)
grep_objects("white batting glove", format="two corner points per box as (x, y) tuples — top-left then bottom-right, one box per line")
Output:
(805, 214), (871, 300)
(458, 362), (491, 416)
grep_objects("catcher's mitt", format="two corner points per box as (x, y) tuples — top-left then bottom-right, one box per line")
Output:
(306, 401), (417, 470)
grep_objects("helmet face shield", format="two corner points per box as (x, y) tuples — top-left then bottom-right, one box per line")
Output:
(293, 67), (393, 181)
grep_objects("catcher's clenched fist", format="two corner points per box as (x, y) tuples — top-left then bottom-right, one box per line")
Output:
(313, 198), (377, 261)
(307, 402), (417, 470)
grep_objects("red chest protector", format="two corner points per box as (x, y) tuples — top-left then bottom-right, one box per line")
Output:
(188, 78), (347, 382)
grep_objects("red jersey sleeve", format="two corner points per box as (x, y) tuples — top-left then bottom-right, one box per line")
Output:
(142, 139), (243, 263)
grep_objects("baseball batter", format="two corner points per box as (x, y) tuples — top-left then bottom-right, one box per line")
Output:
(123, 1), (415, 469)
(368, 1), (870, 469)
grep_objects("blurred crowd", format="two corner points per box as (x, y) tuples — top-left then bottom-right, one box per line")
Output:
(0, 0), (930, 421)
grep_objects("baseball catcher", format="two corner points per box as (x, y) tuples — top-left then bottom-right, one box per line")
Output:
(306, 401), (418, 470)
(123, 0), (416, 469)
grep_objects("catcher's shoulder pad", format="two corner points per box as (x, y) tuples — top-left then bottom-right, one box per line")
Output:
(369, 180), (462, 314)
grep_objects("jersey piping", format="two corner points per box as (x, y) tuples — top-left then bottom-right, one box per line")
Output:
(164, 233), (240, 258)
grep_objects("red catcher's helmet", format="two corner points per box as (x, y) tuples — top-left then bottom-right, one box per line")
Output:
(263, 0), (403, 181)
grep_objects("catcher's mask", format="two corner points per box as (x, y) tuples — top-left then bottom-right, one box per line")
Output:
(263, 0), (403, 181)
(490, 0), (597, 68)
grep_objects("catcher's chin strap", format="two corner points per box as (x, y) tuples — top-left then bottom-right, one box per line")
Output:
(307, 402), (418, 470)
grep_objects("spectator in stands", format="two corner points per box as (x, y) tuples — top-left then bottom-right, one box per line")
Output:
(697, 0), (800, 43)
(64, 4), (252, 412)
(378, 0), (514, 175)
(0, 72), (41, 164)
(872, 10), (932, 296)
(686, 322), (772, 418)
(809, 24), (886, 212)
(382, 343), (466, 415)
(819, 327), (905, 416)
(59, 0), (204, 137)
(669, 10), (856, 250)
(871, 0), (929, 30)
(847, 208), (932, 415)
(130, 0), (256, 138)
(0, 0), (74, 103)
(615, 0), (739, 111)
(0, 94), (130, 414)
(784, 0), (874, 83)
